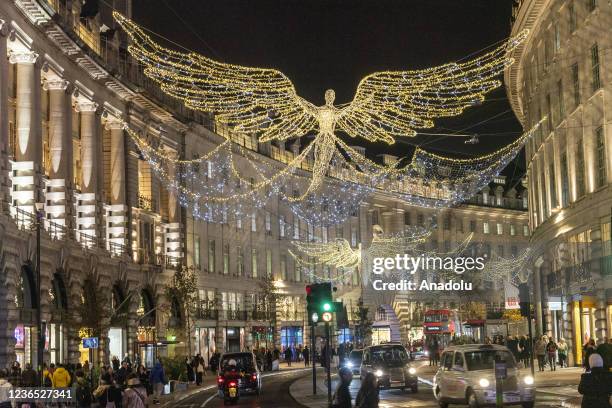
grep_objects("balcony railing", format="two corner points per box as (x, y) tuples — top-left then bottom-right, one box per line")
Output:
(195, 308), (218, 320)
(251, 310), (274, 321)
(223, 310), (247, 321)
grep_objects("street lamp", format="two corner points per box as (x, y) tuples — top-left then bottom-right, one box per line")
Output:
(34, 202), (44, 384)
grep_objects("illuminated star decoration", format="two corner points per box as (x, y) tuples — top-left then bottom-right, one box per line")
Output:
(115, 11), (528, 200)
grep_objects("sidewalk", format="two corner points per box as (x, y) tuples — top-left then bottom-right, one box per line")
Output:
(289, 368), (338, 408)
(160, 362), (308, 407)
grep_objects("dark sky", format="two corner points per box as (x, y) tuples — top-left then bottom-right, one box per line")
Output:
(132, 0), (525, 182)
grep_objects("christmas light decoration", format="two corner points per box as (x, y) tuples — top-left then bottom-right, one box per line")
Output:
(480, 243), (545, 286)
(114, 11), (528, 198)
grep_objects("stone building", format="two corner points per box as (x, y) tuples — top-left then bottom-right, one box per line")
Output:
(507, 0), (612, 365)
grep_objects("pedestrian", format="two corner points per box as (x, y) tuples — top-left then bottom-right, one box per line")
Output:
(122, 373), (148, 408)
(284, 346), (293, 367)
(93, 373), (122, 408)
(136, 365), (150, 396)
(112, 356), (120, 372)
(196, 356), (205, 384)
(355, 372), (379, 408)
(42, 363), (54, 387)
(116, 361), (130, 388)
(558, 338), (568, 368)
(0, 369), (13, 408)
(546, 338), (558, 371)
(535, 336), (547, 372)
(149, 359), (166, 405)
(578, 353), (612, 408)
(584, 339), (597, 370)
(303, 346), (310, 367)
(8, 362), (20, 388)
(331, 366), (353, 408)
(186, 357), (195, 385)
(75, 370), (93, 408)
(52, 363), (72, 387)
(20, 363), (37, 387)
(265, 350), (273, 372)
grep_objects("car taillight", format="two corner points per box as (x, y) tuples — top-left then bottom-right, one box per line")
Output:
(217, 376), (224, 384)
(252, 374), (257, 380)
(229, 381), (237, 387)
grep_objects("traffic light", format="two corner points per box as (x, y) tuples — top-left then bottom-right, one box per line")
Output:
(306, 283), (335, 324)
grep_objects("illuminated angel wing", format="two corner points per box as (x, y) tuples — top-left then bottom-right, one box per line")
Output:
(337, 30), (528, 144)
(291, 239), (361, 269)
(366, 226), (432, 259)
(114, 12), (317, 142)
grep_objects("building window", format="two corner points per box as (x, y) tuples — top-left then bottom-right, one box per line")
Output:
(575, 138), (586, 199)
(591, 43), (601, 92)
(322, 227), (328, 243)
(417, 213), (424, 226)
(194, 235), (201, 269)
(510, 224), (516, 236)
(470, 220), (476, 232)
(587, 0), (596, 12)
(351, 227), (357, 247)
(371, 210), (379, 226)
(223, 244), (229, 275)
(511, 246), (519, 257)
(237, 247), (244, 276)
(280, 255), (287, 280)
(279, 216), (286, 238)
(569, 2), (577, 32)
(265, 212), (271, 233)
(208, 240), (215, 273)
(482, 191), (489, 204)
(554, 23), (561, 53)
(236, 216), (242, 230)
(307, 223), (314, 241)
(404, 212), (411, 225)
(595, 127), (606, 187)
(483, 221), (490, 234)
(544, 36), (551, 68)
(571, 63), (580, 107)
(295, 264), (301, 282)
(293, 217), (299, 239)
(251, 249), (258, 278)
(523, 225), (529, 237)
(251, 212), (257, 232)
(266, 249), (272, 277)
(443, 216), (451, 230)
(497, 245), (505, 257)
(561, 153), (570, 206)
(457, 219), (464, 233)
(546, 93), (553, 130)
(549, 163), (558, 208)
(557, 80), (564, 119)
(496, 223), (503, 235)
(541, 166), (548, 219)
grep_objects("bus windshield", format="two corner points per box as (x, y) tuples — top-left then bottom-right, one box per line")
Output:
(424, 313), (449, 323)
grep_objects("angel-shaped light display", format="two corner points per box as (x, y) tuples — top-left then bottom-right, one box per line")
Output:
(114, 12), (528, 198)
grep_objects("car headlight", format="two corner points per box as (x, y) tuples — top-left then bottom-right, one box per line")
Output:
(408, 367), (416, 375)
(523, 375), (534, 385)
(424, 351), (429, 356)
(479, 378), (490, 388)
(375, 369), (383, 377)
(346, 361), (354, 368)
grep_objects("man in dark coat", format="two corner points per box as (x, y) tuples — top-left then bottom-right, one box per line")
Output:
(331, 367), (353, 408)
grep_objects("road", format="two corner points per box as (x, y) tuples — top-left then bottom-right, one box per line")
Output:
(168, 369), (310, 408)
(166, 364), (581, 408)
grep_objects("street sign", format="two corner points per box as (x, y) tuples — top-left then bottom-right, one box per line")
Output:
(322, 312), (332, 322)
(82, 337), (99, 349)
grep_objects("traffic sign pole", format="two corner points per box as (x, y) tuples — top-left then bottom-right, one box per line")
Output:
(311, 322), (317, 395)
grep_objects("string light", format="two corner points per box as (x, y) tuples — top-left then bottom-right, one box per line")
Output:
(114, 11), (528, 198)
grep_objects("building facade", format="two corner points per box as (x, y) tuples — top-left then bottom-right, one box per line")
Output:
(0, 0), (531, 368)
(507, 0), (612, 365)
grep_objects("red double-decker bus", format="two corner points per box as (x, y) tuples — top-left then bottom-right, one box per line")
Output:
(423, 309), (461, 349)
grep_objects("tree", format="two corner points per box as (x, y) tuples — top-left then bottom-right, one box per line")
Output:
(165, 265), (198, 355)
(256, 275), (281, 348)
(353, 297), (372, 348)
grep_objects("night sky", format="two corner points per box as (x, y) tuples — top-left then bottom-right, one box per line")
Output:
(132, 0), (525, 183)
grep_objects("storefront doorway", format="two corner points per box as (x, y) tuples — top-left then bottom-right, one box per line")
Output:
(194, 327), (216, 364)
(280, 326), (303, 349)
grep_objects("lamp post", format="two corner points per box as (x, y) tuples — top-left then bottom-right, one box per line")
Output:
(35, 202), (44, 384)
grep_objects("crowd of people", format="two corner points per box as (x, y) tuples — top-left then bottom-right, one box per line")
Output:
(0, 356), (166, 408)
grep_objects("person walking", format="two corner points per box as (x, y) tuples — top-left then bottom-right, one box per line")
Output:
(355, 372), (379, 408)
(149, 359), (166, 405)
(546, 338), (558, 371)
(557, 338), (568, 368)
(52, 364), (72, 388)
(331, 367), (353, 408)
(20, 363), (37, 387)
(578, 353), (612, 408)
(584, 339), (597, 370)
(0, 369), (13, 408)
(186, 357), (195, 385)
(122, 373), (148, 408)
(284, 347), (293, 367)
(74, 370), (92, 408)
(535, 336), (547, 372)
(196, 356), (205, 384)
(303, 346), (310, 367)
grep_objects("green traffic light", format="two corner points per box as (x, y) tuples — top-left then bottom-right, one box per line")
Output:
(323, 303), (331, 311)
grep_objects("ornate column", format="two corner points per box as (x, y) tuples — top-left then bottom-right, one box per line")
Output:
(43, 78), (70, 236)
(106, 117), (128, 254)
(0, 20), (9, 208)
(8, 49), (39, 217)
(74, 100), (99, 246)
(533, 257), (544, 337)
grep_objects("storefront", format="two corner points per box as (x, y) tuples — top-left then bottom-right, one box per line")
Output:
(251, 326), (273, 350)
(46, 323), (65, 364)
(14, 324), (33, 366)
(108, 327), (126, 362)
(194, 327), (216, 363)
(136, 326), (157, 367)
(280, 326), (303, 349)
(571, 296), (597, 366)
(337, 328), (353, 344)
(463, 319), (486, 342)
(224, 327), (244, 352)
(371, 327), (390, 345)
(78, 327), (97, 365)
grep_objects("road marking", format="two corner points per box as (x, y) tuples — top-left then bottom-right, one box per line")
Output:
(418, 377), (433, 386)
(200, 393), (216, 407)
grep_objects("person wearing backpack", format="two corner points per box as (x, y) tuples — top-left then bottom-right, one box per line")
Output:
(75, 370), (92, 408)
(122, 374), (147, 408)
